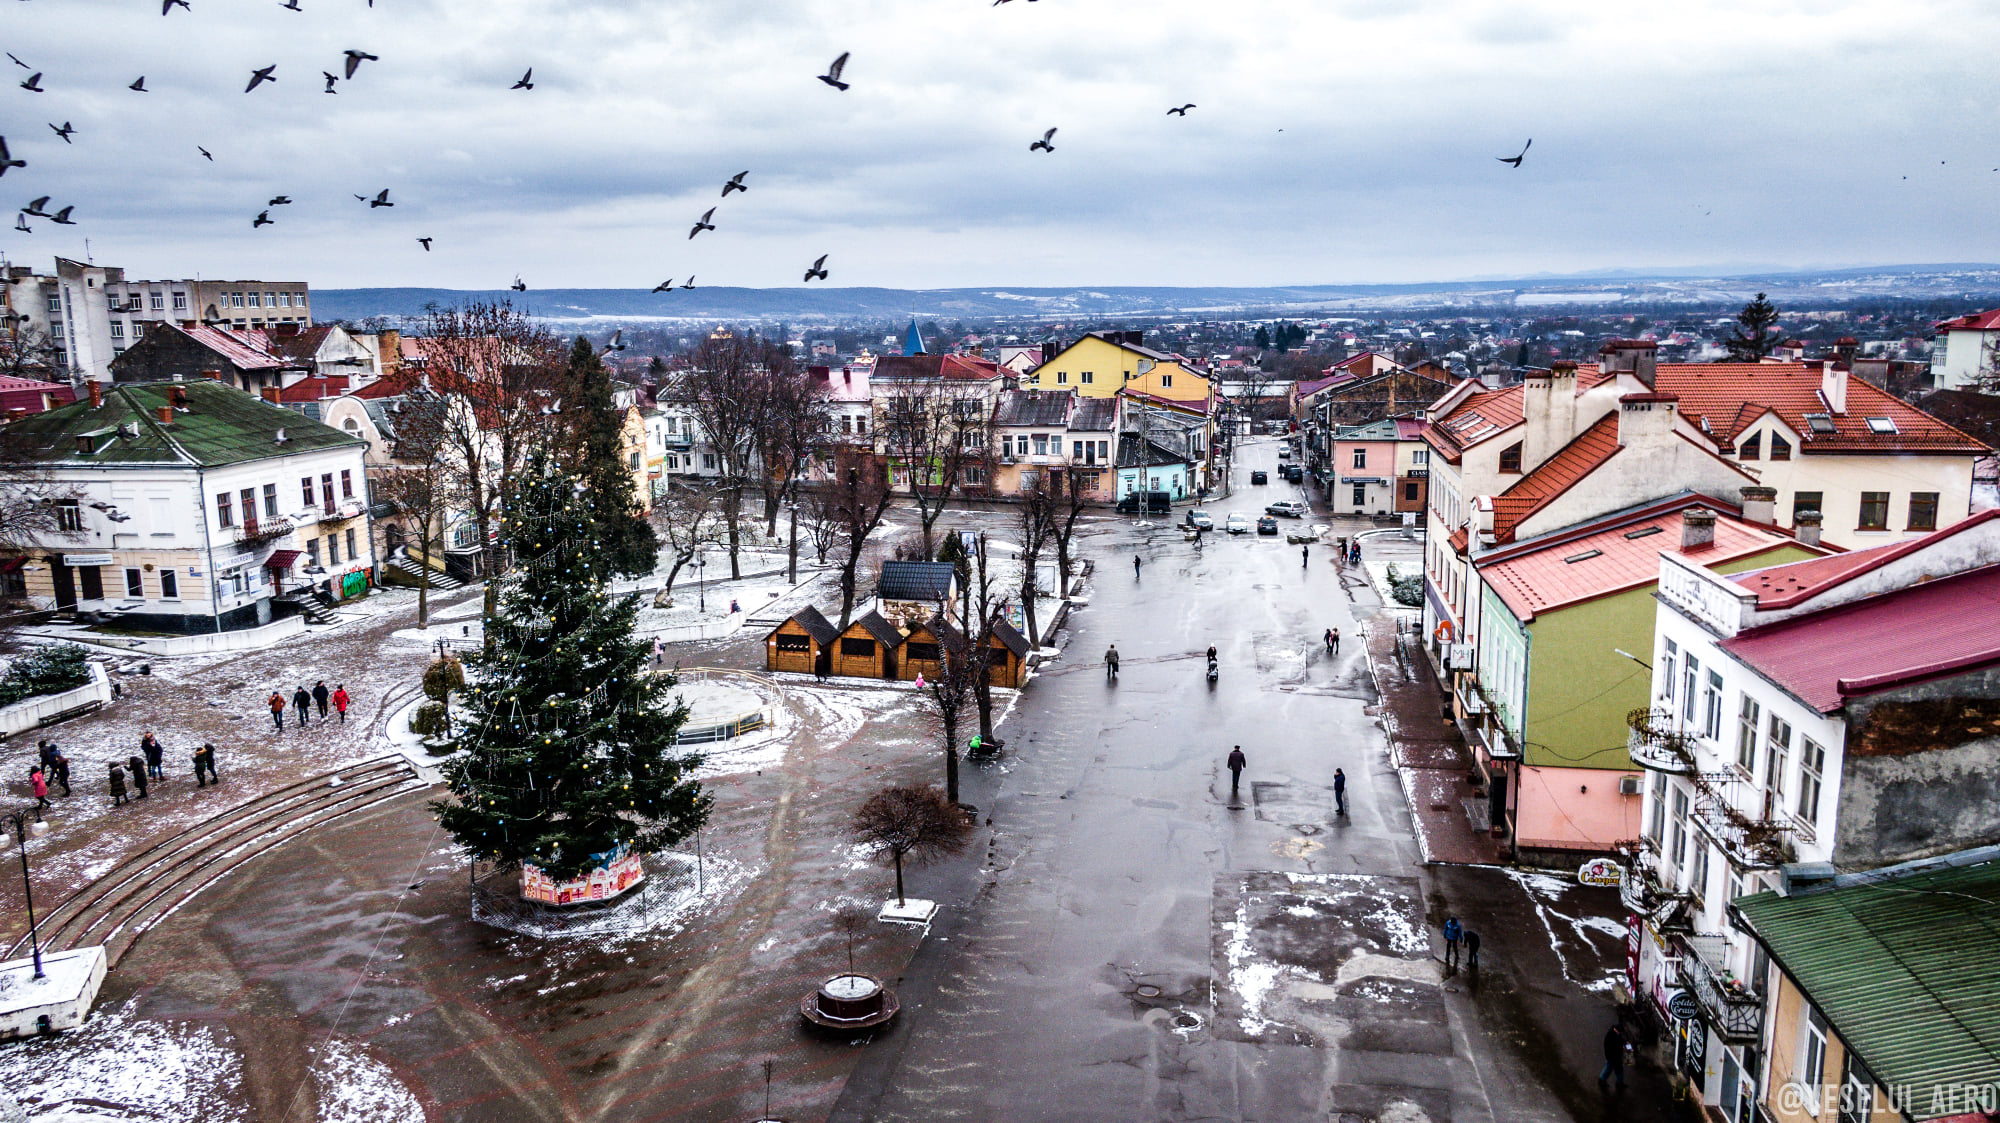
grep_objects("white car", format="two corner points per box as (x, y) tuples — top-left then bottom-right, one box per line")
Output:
(1188, 509), (1214, 530)
(1226, 512), (1250, 535)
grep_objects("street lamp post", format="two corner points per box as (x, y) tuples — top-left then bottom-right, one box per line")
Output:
(3, 809), (49, 979)
(696, 550), (707, 614)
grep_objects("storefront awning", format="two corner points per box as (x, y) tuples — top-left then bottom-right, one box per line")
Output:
(264, 549), (301, 571)
(0, 557), (25, 573)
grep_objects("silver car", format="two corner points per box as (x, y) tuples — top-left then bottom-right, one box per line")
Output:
(1265, 500), (1309, 518)
(1226, 512), (1250, 534)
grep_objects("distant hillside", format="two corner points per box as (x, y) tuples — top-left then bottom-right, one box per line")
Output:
(310, 265), (2000, 326)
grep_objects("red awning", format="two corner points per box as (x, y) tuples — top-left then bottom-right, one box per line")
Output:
(0, 557), (24, 573)
(264, 549), (301, 570)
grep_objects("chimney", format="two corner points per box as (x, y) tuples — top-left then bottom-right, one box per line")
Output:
(1834, 337), (1859, 364)
(842, 366), (852, 384)
(1473, 494), (1496, 547)
(5, 407), (25, 422)
(1598, 339), (1657, 388)
(1794, 509), (1823, 548)
(156, 405), (173, 426)
(86, 380), (102, 409)
(1522, 364), (1578, 469)
(170, 385), (189, 410)
(1681, 507), (1717, 552)
(1739, 486), (1777, 526)
(1821, 362), (1848, 415)
(261, 386), (281, 404)
(200, 368), (223, 381)
(1617, 392), (1678, 449)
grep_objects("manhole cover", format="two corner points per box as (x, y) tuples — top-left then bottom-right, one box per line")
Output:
(1297, 824), (1320, 836)
(1429, 803), (1452, 812)
(1135, 985), (1161, 998)
(1171, 1011), (1203, 1030)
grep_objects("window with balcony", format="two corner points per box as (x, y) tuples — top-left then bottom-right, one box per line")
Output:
(1736, 696), (1761, 774)
(1661, 639), (1678, 704)
(216, 492), (234, 529)
(1908, 491), (1939, 531)
(1797, 737), (1825, 829)
(1033, 435), (1048, 456)
(321, 473), (336, 511)
(340, 469), (354, 500)
(1690, 841), (1710, 906)
(1858, 491), (1889, 530)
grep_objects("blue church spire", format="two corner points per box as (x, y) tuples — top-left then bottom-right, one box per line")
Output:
(904, 318), (927, 356)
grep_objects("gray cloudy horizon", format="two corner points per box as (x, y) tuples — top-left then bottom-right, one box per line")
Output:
(3, 0), (1995, 291)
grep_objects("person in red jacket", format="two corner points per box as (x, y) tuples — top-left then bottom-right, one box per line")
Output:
(332, 684), (350, 724)
(268, 690), (286, 732)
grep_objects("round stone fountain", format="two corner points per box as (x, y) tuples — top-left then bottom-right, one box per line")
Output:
(799, 972), (898, 1034)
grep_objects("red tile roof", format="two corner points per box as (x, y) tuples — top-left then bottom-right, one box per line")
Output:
(1936, 309), (2000, 332)
(1728, 508), (2000, 608)
(1653, 363), (1985, 454)
(1479, 499), (1805, 621)
(873, 353), (1008, 382)
(1721, 563), (2000, 712)
(349, 368), (421, 399)
(1489, 414), (1623, 542)
(1426, 367), (1610, 458)
(276, 375), (351, 402)
(0, 376), (75, 415)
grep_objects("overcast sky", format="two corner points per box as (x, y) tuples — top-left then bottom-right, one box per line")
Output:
(3, 0), (1997, 291)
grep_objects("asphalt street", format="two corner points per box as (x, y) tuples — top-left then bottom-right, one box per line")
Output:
(831, 437), (1585, 1123)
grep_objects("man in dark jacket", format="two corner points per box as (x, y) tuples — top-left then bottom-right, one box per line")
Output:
(1226, 746), (1247, 797)
(312, 680), (330, 719)
(293, 686), (312, 727)
(193, 743), (218, 787)
(141, 732), (164, 780)
(47, 746), (70, 796)
(1599, 1024), (1630, 1090)
(126, 755), (148, 799)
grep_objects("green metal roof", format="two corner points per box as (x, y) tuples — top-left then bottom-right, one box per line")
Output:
(1735, 854), (2000, 1116)
(2, 381), (364, 468)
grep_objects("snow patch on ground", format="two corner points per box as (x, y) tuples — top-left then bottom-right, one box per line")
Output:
(1503, 868), (1628, 993)
(0, 1001), (246, 1122)
(1282, 872), (1429, 956)
(309, 1037), (425, 1122)
(1220, 897), (1278, 1036)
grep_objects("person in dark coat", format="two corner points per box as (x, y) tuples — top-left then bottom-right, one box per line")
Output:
(1599, 1024), (1630, 1090)
(47, 745), (70, 795)
(313, 680), (330, 719)
(109, 762), (128, 806)
(193, 743), (218, 787)
(1226, 746), (1247, 797)
(293, 686), (312, 727)
(1464, 928), (1481, 969)
(141, 732), (164, 780)
(126, 756), (147, 799)
(1333, 767), (1347, 816)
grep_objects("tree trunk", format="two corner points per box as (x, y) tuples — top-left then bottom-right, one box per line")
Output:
(660, 555), (688, 594)
(974, 666), (994, 741)
(837, 558), (859, 630)
(940, 705), (960, 803)
(725, 488), (742, 579)
(1022, 577), (1040, 648)
(787, 498), (799, 584)
(416, 556), (429, 628)
(893, 849), (906, 906)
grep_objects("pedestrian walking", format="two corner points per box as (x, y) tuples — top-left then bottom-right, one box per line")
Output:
(29, 766), (48, 814)
(194, 743), (218, 786)
(48, 747), (70, 796)
(1330, 627), (1340, 652)
(1105, 644), (1120, 681)
(141, 732), (164, 780)
(313, 680), (330, 719)
(109, 762), (128, 807)
(126, 756), (147, 800)
(1464, 929), (1481, 969)
(293, 686), (311, 727)
(1227, 745), (1247, 797)
(1599, 1024), (1631, 1091)
(1302, 544), (1310, 566)
(1333, 767), (1347, 816)
(269, 691), (286, 731)
(1134, 555), (1142, 576)
(1349, 543), (1360, 565)
(1442, 916), (1463, 969)
(36, 739), (53, 771)
(332, 684), (350, 724)
(652, 637), (663, 665)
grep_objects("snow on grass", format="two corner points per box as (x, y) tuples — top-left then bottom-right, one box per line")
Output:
(309, 1037), (424, 1123)
(0, 1000), (246, 1122)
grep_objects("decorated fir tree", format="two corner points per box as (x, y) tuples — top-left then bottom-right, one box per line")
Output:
(432, 453), (709, 889)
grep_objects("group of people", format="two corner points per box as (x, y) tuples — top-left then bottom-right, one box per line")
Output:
(267, 681), (350, 731)
(27, 732), (222, 813)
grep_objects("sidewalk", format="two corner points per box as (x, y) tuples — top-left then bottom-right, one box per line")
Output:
(1364, 613), (1506, 865)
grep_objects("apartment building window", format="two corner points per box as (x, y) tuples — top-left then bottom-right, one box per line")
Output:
(340, 469), (354, 500)
(149, 292), (164, 311)
(49, 323), (62, 341)
(159, 569), (178, 599)
(306, 539), (319, 567)
(1646, 772), (1667, 843)
(1702, 670), (1723, 740)
(1799, 1007), (1829, 1112)
(109, 321), (123, 340)
(263, 483), (278, 518)
(1767, 715), (1792, 808)
(1661, 639), (1677, 704)
(1412, 449), (1429, 466)
(703, 453), (716, 470)
(321, 473), (336, 510)
(230, 292), (244, 307)
(1797, 737), (1825, 827)
(854, 415), (866, 435)
(1736, 695), (1761, 774)
(239, 488), (256, 527)
(1736, 432), (1761, 459)
(1858, 491), (1889, 530)
(961, 465), (985, 486)
(1498, 441), (1522, 473)
(1056, 372), (1068, 384)
(1690, 841), (1710, 905)
(1840, 1054), (1880, 1123)
(56, 501), (82, 533)
(301, 477), (315, 509)
(328, 535), (340, 565)
(1352, 448), (1367, 469)
(1032, 434), (1048, 456)
(215, 492), (234, 528)
(1080, 371), (1093, 384)
(125, 568), (143, 599)
(346, 528), (357, 559)
(171, 292), (187, 311)
(45, 295), (60, 315)
(1160, 374), (1172, 388)
(1669, 787), (1689, 869)
(1908, 492), (1939, 531)
(1682, 654), (1700, 724)
(1793, 492), (1822, 522)
(1769, 433), (1791, 460)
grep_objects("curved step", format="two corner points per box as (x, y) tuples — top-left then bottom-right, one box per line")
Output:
(13, 757), (428, 965)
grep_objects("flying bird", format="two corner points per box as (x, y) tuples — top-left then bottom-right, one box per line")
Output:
(1166, 103), (1195, 116)
(281, 0), (302, 9)
(49, 206), (75, 225)
(342, 50), (377, 80)
(818, 52), (850, 91)
(6, 54), (28, 70)
(129, 76), (147, 92)
(362, 188), (393, 207)
(12, 215), (27, 233)
(49, 122), (73, 144)
(162, 0), (190, 13)
(268, 195), (292, 206)
(323, 72), (339, 93)
(1029, 127), (1056, 152)
(0, 139), (22, 177)
(21, 197), (50, 217)
(602, 329), (625, 353)
(1497, 138), (1531, 167)
(688, 207), (715, 239)
(417, 237), (431, 250)
(19, 73), (43, 93)
(511, 68), (533, 90)
(651, 279), (675, 293)
(803, 254), (829, 283)
(722, 171), (748, 196)
(198, 146), (213, 161)
(252, 210), (273, 228)
(511, 276), (526, 292)
(245, 65), (277, 93)
(680, 277), (695, 289)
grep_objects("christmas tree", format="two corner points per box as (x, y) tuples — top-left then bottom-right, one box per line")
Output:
(432, 453), (709, 886)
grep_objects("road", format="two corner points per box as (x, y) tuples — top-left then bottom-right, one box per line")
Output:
(831, 435), (1585, 1123)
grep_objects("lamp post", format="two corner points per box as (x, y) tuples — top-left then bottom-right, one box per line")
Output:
(696, 550), (707, 614)
(3, 809), (49, 979)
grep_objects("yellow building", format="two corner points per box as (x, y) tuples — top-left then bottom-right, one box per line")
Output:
(1028, 331), (1213, 408)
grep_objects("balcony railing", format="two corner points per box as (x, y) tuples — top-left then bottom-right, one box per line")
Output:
(234, 516), (294, 547)
(1675, 933), (1763, 1042)
(1628, 707), (1696, 774)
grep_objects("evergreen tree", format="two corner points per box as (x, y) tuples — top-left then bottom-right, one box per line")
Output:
(432, 455), (709, 883)
(563, 336), (659, 577)
(1726, 293), (1781, 362)
(1253, 325), (1272, 350)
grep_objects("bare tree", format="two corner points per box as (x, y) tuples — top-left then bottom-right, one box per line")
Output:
(962, 533), (1005, 746)
(915, 606), (981, 804)
(878, 379), (992, 557)
(674, 332), (781, 579)
(0, 316), (61, 382)
(798, 488), (848, 566)
(754, 369), (831, 582)
(1016, 472), (1056, 646)
(826, 449), (895, 630)
(1047, 466), (1093, 597)
(369, 388), (453, 629)
(849, 784), (974, 906)
(649, 480), (725, 595)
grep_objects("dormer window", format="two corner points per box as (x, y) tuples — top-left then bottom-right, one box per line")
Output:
(1803, 413), (1837, 434)
(1865, 416), (1898, 434)
(1770, 433), (1792, 461)
(1498, 441), (1522, 473)
(1736, 433), (1761, 459)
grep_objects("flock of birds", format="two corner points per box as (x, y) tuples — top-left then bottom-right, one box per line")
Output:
(2, 2), (1544, 293)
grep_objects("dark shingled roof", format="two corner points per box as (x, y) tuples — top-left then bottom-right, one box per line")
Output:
(993, 390), (1073, 428)
(850, 609), (905, 650)
(991, 617), (1031, 657)
(1069, 397), (1118, 432)
(3, 380), (364, 468)
(786, 605), (839, 646)
(878, 560), (957, 602)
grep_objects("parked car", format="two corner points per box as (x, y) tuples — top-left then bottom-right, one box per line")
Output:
(1278, 447), (1292, 460)
(1256, 516), (1279, 535)
(1281, 464), (1304, 482)
(1116, 490), (1173, 515)
(1265, 500), (1309, 518)
(1226, 512), (1250, 534)
(1250, 470), (1268, 485)
(1187, 509), (1214, 530)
